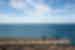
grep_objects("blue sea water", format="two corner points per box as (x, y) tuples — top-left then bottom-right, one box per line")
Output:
(0, 24), (48, 38)
(0, 24), (74, 39)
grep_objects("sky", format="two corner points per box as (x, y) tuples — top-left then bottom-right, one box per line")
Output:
(0, 0), (75, 24)
(0, 0), (49, 17)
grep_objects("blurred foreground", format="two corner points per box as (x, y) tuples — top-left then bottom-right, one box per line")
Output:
(0, 44), (75, 50)
(0, 39), (73, 50)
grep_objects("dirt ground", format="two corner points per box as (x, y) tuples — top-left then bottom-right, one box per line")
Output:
(0, 45), (75, 50)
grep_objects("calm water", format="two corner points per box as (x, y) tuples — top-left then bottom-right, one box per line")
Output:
(0, 24), (74, 39)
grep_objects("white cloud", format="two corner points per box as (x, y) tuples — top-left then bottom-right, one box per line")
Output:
(0, 13), (74, 24)
(26, 4), (49, 17)
(0, 13), (9, 17)
(48, 17), (74, 24)
(10, 0), (26, 10)
(9, 0), (49, 17)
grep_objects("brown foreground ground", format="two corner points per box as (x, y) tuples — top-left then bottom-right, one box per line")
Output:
(0, 45), (74, 50)
(0, 39), (71, 50)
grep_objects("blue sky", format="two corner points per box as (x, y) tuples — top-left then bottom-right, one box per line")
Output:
(0, 0), (49, 16)
(0, 0), (75, 16)
(0, 0), (75, 24)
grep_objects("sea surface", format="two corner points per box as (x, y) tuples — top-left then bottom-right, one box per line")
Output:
(0, 24), (74, 39)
